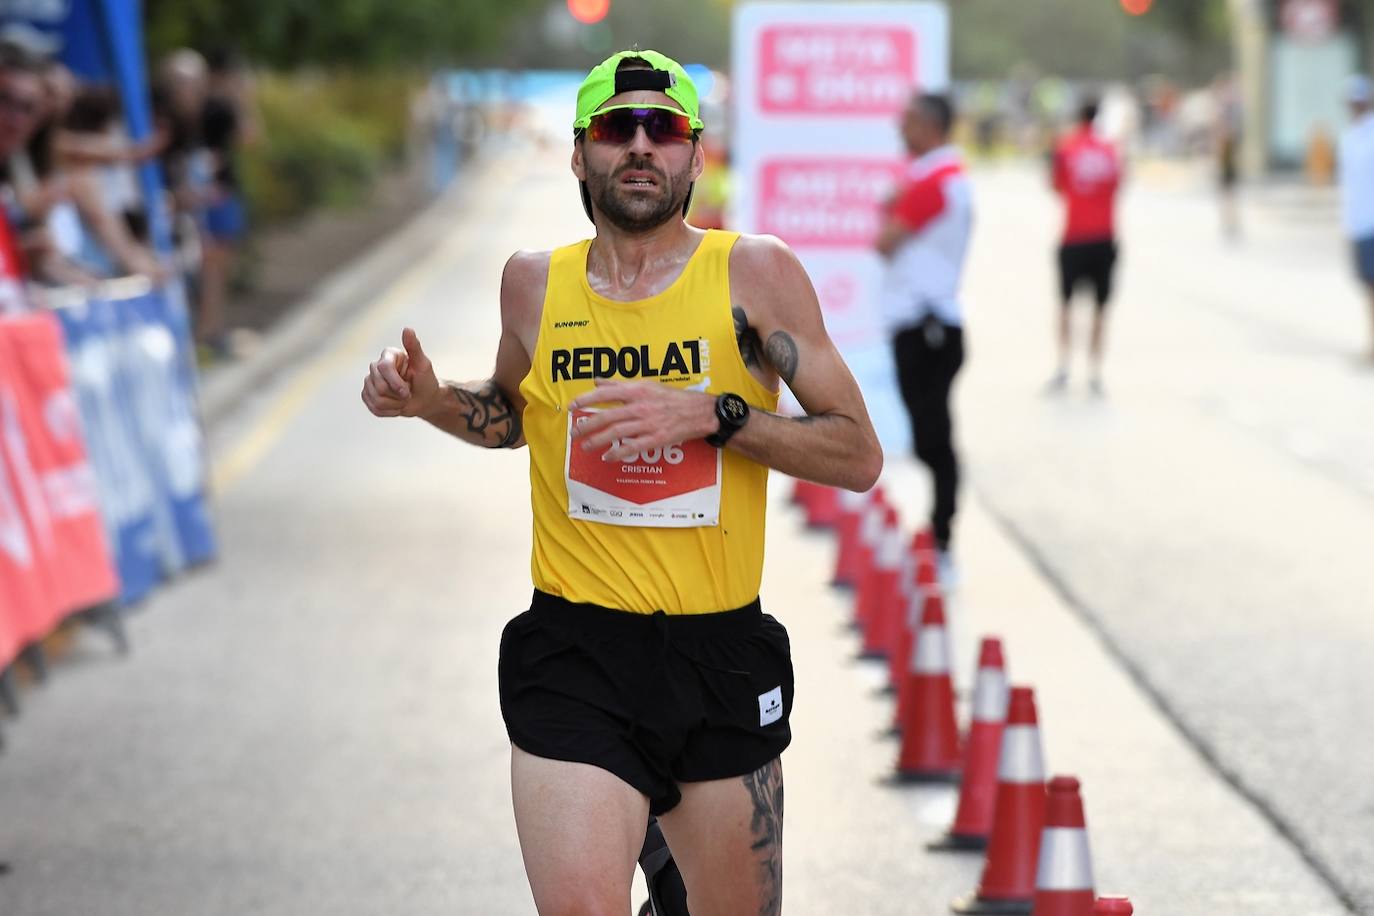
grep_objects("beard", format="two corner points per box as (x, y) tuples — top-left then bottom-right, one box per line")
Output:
(584, 153), (693, 232)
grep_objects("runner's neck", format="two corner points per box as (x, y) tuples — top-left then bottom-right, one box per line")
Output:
(587, 223), (706, 302)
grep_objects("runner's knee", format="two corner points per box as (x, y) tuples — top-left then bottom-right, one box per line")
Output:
(533, 889), (631, 916)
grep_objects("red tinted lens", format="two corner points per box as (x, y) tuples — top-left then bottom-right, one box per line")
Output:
(588, 108), (694, 144)
(642, 109), (694, 142)
(587, 108), (638, 144)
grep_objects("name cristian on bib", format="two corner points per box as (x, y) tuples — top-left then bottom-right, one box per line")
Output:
(551, 338), (708, 382)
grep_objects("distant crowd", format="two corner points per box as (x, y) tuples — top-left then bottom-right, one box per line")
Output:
(0, 31), (256, 359)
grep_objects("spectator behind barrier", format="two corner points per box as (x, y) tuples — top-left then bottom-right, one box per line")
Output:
(192, 46), (257, 360)
(48, 85), (164, 280)
(153, 46), (259, 361)
(0, 39), (83, 287)
(153, 50), (207, 282)
(45, 58), (166, 243)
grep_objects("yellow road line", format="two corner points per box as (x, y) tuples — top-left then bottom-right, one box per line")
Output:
(210, 232), (463, 495)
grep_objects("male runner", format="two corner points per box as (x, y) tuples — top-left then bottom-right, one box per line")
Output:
(1049, 98), (1122, 394)
(876, 92), (972, 572)
(361, 50), (881, 916)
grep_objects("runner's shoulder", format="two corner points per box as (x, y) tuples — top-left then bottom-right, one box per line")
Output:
(502, 248), (552, 292)
(501, 248), (552, 315)
(728, 233), (811, 323)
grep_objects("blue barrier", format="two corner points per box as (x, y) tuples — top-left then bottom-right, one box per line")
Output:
(54, 283), (216, 606)
(117, 290), (216, 568)
(57, 296), (161, 605)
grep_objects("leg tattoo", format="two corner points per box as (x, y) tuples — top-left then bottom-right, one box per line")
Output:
(742, 759), (784, 916)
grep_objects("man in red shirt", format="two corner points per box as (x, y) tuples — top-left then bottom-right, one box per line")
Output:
(876, 92), (973, 570)
(1049, 98), (1121, 394)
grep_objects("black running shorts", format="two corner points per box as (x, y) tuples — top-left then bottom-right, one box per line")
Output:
(1058, 239), (1118, 308)
(498, 590), (794, 815)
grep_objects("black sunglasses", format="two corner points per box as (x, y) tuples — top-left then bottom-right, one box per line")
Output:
(587, 107), (696, 145)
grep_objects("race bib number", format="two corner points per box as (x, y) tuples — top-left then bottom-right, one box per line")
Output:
(565, 408), (721, 528)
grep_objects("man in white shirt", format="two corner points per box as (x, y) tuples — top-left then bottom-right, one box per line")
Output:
(1339, 74), (1374, 362)
(875, 92), (973, 570)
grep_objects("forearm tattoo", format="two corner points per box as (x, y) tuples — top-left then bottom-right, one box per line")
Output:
(449, 380), (521, 448)
(764, 331), (799, 385)
(734, 305), (764, 370)
(743, 758), (784, 916)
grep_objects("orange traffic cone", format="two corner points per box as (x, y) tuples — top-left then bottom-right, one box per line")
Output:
(791, 477), (817, 508)
(1092, 899), (1131, 915)
(894, 593), (961, 782)
(930, 638), (1008, 851)
(1031, 776), (1095, 916)
(851, 498), (891, 633)
(952, 685), (1047, 914)
(914, 525), (937, 555)
(859, 505), (903, 658)
(890, 551), (938, 692)
(806, 485), (841, 528)
(832, 487), (878, 588)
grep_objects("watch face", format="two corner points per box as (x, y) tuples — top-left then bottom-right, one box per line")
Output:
(721, 394), (748, 423)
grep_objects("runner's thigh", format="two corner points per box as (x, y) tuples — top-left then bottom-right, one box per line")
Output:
(656, 758), (784, 916)
(510, 746), (650, 916)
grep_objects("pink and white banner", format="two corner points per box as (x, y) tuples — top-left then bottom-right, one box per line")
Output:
(0, 313), (119, 667)
(732, 2), (949, 452)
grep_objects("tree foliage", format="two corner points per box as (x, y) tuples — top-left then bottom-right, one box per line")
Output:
(949, 0), (1232, 81)
(145, 0), (549, 69)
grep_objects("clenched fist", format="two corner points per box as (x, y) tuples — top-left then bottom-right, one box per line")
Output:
(361, 327), (441, 418)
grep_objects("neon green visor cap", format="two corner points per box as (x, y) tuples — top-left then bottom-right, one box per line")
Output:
(572, 49), (704, 133)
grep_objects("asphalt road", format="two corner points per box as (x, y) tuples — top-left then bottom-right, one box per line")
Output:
(0, 147), (1367, 914)
(957, 162), (1374, 912)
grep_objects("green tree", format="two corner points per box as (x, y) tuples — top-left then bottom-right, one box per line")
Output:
(948, 0), (1232, 81)
(145, 0), (549, 69)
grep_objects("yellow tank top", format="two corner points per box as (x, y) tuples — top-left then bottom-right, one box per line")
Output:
(519, 230), (779, 614)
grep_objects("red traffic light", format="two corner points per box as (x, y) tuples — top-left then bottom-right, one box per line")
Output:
(568, 0), (611, 24)
(1121, 0), (1153, 13)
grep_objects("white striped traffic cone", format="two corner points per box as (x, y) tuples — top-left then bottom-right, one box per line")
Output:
(1031, 776), (1095, 916)
(930, 637), (1009, 851)
(952, 685), (1047, 914)
(890, 549), (938, 694)
(860, 505), (904, 658)
(832, 487), (877, 588)
(847, 494), (888, 623)
(895, 593), (961, 781)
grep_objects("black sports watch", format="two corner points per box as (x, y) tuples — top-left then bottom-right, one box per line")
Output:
(706, 393), (750, 448)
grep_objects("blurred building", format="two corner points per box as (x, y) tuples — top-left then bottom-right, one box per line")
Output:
(1231, 0), (1372, 172)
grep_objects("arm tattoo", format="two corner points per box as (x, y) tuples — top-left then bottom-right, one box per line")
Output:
(742, 758), (784, 916)
(764, 331), (799, 385)
(449, 381), (521, 448)
(734, 305), (764, 370)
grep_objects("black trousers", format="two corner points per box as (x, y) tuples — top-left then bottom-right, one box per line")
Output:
(892, 321), (965, 550)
